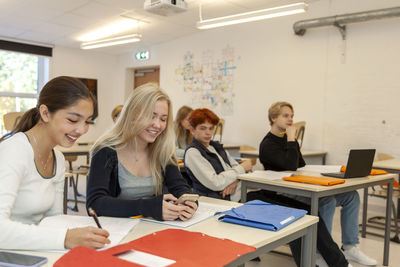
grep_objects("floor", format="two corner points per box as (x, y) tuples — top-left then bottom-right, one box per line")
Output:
(66, 177), (400, 267)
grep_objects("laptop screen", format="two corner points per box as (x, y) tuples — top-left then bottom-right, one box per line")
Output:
(344, 149), (376, 178)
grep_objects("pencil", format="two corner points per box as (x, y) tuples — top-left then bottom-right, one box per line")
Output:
(88, 207), (102, 229)
(280, 131), (286, 135)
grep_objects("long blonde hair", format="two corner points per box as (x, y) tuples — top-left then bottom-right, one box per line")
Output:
(92, 83), (176, 194)
(174, 105), (193, 148)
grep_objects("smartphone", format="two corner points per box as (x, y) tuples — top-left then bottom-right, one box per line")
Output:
(0, 251), (47, 267)
(174, 193), (199, 205)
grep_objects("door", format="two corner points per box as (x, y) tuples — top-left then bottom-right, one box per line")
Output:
(134, 66), (160, 89)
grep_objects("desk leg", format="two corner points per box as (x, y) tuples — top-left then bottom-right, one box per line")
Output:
(383, 180), (393, 266)
(301, 221), (317, 267)
(322, 154), (326, 165)
(310, 194), (319, 267)
(310, 194), (319, 216)
(362, 187), (368, 238)
(241, 181), (247, 203)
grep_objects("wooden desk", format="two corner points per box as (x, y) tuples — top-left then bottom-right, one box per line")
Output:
(373, 158), (400, 171)
(239, 171), (395, 266)
(224, 144), (242, 157)
(373, 159), (400, 219)
(16, 197), (318, 267)
(239, 149), (327, 165)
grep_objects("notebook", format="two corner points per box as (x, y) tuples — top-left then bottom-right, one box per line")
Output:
(321, 149), (376, 178)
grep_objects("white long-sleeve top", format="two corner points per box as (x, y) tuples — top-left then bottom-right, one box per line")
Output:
(184, 145), (244, 202)
(0, 132), (67, 250)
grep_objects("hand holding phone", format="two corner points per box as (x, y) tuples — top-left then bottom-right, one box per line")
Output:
(174, 193), (199, 205)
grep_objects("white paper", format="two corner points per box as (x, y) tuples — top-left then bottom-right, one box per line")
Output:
(241, 170), (293, 181)
(298, 165), (342, 173)
(140, 202), (230, 228)
(118, 250), (175, 267)
(39, 215), (139, 251)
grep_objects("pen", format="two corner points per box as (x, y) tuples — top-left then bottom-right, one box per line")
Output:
(88, 207), (102, 229)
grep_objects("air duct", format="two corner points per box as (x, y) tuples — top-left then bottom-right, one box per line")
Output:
(293, 6), (400, 39)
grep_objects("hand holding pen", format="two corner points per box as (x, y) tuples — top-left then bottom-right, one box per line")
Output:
(89, 207), (102, 228)
(63, 208), (110, 249)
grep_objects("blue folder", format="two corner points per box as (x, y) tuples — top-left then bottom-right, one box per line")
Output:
(217, 200), (307, 231)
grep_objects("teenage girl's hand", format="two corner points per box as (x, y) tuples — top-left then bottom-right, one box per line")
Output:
(221, 180), (239, 198)
(286, 125), (297, 142)
(64, 226), (110, 249)
(177, 200), (198, 221)
(240, 159), (253, 172)
(162, 194), (183, 221)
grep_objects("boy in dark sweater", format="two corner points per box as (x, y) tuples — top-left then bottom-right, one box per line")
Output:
(258, 101), (376, 267)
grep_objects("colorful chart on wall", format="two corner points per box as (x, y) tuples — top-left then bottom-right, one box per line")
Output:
(175, 45), (237, 115)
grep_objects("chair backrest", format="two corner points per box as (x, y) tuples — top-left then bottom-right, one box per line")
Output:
(213, 118), (225, 142)
(375, 153), (395, 161)
(3, 112), (25, 131)
(293, 121), (306, 148)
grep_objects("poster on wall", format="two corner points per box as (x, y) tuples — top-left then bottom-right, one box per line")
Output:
(175, 45), (237, 116)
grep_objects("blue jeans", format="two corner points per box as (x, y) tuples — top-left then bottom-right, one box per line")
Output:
(319, 191), (360, 245)
(286, 191), (360, 245)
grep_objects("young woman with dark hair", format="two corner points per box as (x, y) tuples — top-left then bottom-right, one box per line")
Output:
(0, 76), (110, 250)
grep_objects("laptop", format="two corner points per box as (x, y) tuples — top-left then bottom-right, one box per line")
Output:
(321, 149), (376, 178)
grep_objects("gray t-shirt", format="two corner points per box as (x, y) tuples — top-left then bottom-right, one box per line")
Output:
(118, 161), (155, 200)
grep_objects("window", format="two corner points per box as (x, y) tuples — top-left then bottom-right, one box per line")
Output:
(0, 49), (49, 136)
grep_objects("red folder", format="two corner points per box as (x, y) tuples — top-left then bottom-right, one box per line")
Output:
(54, 229), (256, 267)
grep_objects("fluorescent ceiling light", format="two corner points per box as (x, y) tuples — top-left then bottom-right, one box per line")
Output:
(197, 2), (308, 30)
(80, 34), (141, 49)
(78, 18), (141, 42)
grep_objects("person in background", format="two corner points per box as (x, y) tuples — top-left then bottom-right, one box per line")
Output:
(184, 108), (351, 267)
(0, 76), (110, 250)
(174, 105), (193, 158)
(184, 108), (253, 201)
(111, 104), (123, 123)
(259, 101), (376, 267)
(87, 84), (197, 221)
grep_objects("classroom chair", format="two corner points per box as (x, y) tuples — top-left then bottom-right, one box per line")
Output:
(367, 153), (400, 243)
(65, 155), (89, 212)
(63, 172), (74, 214)
(3, 111), (24, 131)
(213, 118), (225, 143)
(293, 121), (306, 148)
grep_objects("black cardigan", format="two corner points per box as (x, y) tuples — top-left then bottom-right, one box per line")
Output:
(259, 132), (305, 171)
(86, 147), (191, 221)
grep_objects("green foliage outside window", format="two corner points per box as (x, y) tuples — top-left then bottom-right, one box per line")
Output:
(0, 50), (39, 135)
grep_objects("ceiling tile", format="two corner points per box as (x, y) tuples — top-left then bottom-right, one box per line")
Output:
(70, 2), (125, 19)
(0, 14), (44, 30)
(35, 22), (79, 36)
(32, 0), (91, 13)
(16, 30), (62, 44)
(0, 25), (26, 38)
(49, 13), (98, 29)
(0, 0), (30, 17)
(9, 3), (64, 21)
(94, 0), (144, 10)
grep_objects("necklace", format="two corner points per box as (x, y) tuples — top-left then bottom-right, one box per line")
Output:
(31, 133), (52, 171)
